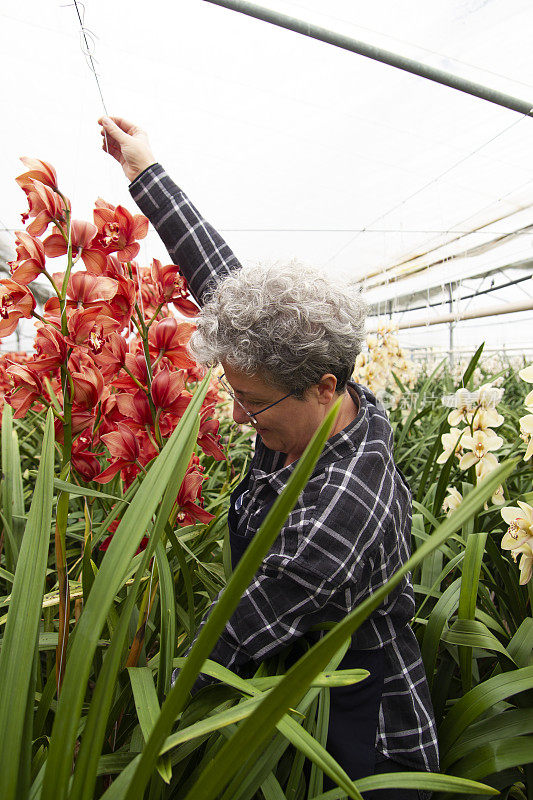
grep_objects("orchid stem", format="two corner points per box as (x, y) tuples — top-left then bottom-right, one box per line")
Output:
(32, 311), (61, 330)
(55, 360), (73, 696)
(123, 366), (150, 395)
(145, 303), (164, 330)
(144, 425), (161, 453)
(60, 209), (73, 304)
(42, 270), (62, 298)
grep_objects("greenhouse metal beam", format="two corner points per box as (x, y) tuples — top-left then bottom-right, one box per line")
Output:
(367, 270), (533, 317)
(367, 297), (533, 332)
(204, 0), (533, 116)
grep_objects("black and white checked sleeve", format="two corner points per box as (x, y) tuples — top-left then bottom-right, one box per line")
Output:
(129, 163), (241, 306)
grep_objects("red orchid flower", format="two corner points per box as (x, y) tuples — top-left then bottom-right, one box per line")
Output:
(115, 390), (153, 427)
(197, 407), (225, 460)
(16, 157), (57, 189)
(67, 271), (119, 306)
(65, 307), (121, 351)
(106, 275), (136, 329)
(17, 178), (68, 236)
(151, 367), (190, 413)
(151, 259), (199, 317)
(93, 199), (148, 262)
(0, 352), (25, 394)
(133, 265), (166, 318)
(94, 421), (157, 484)
(71, 446), (102, 482)
(93, 332), (128, 379)
(176, 458), (215, 526)
(186, 363), (209, 383)
(44, 271), (119, 326)
(113, 351), (150, 391)
(70, 362), (106, 409)
(0, 279), (36, 338)
(44, 220), (108, 274)
(95, 393), (123, 437)
(6, 364), (44, 418)
(95, 253), (128, 279)
(54, 408), (95, 444)
(148, 317), (196, 369)
(9, 231), (47, 285)
(32, 325), (68, 374)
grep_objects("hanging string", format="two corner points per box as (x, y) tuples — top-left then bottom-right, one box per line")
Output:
(55, 2), (116, 688)
(63, 0), (112, 173)
(69, 0), (109, 115)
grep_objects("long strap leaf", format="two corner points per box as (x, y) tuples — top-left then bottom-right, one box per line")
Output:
(310, 771), (496, 799)
(182, 457), (517, 800)
(128, 668), (172, 783)
(120, 398), (344, 800)
(40, 373), (211, 800)
(69, 408), (200, 800)
(439, 664), (533, 755)
(0, 409), (55, 800)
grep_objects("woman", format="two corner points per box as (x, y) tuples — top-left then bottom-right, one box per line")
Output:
(99, 116), (439, 798)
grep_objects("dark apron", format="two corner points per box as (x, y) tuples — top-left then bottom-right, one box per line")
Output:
(228, 468), (384, 782)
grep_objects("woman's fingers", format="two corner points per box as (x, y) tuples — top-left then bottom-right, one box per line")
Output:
(107, 116), (140, 136)
(98, 116), (131, 145)
(100, 131), (121, 160)
(98, 115), (155, 181)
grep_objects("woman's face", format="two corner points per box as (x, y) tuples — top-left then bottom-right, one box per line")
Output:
(222, 363), (326, 460)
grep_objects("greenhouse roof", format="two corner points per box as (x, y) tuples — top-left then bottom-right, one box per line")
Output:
(1, 0), (533, 352)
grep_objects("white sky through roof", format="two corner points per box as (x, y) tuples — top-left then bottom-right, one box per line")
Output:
(1, 0), (533, 356)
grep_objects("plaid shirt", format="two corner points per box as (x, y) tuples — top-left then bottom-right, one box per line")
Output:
(131, 164), (439, 773)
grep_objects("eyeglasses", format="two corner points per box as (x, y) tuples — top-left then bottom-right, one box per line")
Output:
(218, 374), (294, 425)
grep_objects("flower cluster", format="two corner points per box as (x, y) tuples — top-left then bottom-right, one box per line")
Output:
(0, 351), (31, 418)
(497, 364), (533, 585)
(353, 321), (420, 404)
(439, 383), (505, 510)
(0, 157), (222, 529)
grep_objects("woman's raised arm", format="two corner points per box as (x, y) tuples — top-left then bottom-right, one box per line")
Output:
(98, 116), (240, 305)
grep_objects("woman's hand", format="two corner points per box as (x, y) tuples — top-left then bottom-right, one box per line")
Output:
(98, 116), (156, 183)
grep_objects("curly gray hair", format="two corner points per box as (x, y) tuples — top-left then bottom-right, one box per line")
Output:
(189, 262), (367, 397)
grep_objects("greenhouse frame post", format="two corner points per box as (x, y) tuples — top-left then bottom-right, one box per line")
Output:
(204, 0), (533, 116)
(447, 283), (454, 369)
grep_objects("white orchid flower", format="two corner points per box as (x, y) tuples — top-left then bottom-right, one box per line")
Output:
(519, 414), (533, 461)
(475, 452), (500, 479)
(468, 407), (504, 430)
(501, 501), (533, 584)
(491, 484), (505, 506)
(519, 364), (533, 383)
(459, 429), (504, 470)
(437, 428), (464, 464)
(477, 383), (504, 408)
(442, 487), (462, 516)
(447, 388), (471, 426)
